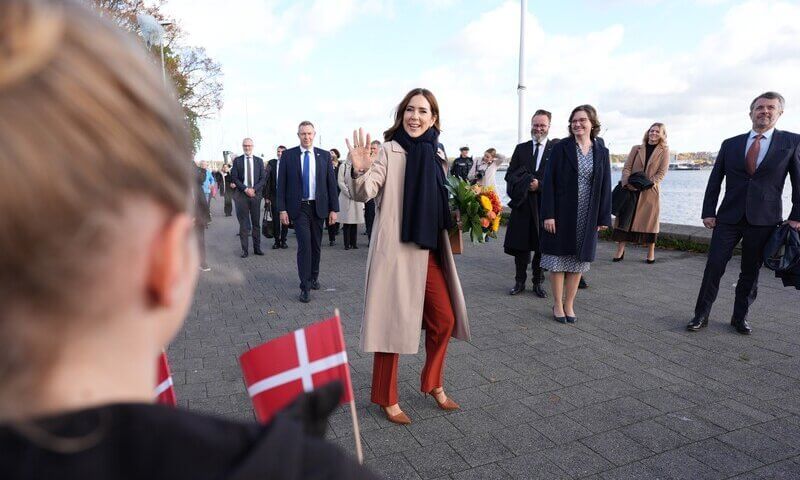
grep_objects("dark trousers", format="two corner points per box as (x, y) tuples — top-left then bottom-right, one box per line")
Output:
(269, 200), (288, 245)
(234, 192), (261, 252)
(365, 199), (375, 238)
(372, 253), (455, 406)
(223, 189), (233, 216)
(342, 224), (358, 248)
(294, 202), (324, 291)
(514, 250), (544, 285)
(694, 219), (775, 321)
(327, 222), (340, 242)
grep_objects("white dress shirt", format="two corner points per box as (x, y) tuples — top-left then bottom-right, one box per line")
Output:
(745, 128), (774, 169)
(300, 147), (316, 200)
(532, 136), (548, 172)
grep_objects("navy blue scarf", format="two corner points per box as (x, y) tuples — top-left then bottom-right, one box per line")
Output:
(393, 127), (452, 250)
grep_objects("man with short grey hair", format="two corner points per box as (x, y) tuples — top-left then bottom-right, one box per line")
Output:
(689, 91), (800, 335)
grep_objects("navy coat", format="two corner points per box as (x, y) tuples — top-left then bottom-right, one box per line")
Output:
(540, 137), (612, 262)
(276, 147), (339, 220)
(702, 129), (800, 226)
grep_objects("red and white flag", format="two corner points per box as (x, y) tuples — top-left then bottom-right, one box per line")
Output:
(239, 315), (354, 423)
(155, 351), (177, 407)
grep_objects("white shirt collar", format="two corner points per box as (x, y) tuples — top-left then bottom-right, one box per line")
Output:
(532, 136), (548, 146)
(750, 128), (774, 140)
(301, 146), (314, 154)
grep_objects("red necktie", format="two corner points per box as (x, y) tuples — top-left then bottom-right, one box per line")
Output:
(745, 134), (762, 176)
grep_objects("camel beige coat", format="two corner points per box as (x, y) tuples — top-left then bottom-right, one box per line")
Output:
(337, 161), (365, 224)
(617, 143), (670, 233)
(352, 141), (470, 354)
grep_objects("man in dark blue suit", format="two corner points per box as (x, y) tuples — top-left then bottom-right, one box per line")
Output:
(277, 121), (339, 303)
(230, 138), (267, 257)
(689, 92), (800, 334)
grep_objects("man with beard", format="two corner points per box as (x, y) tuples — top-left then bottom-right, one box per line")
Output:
(504, 110), (558, 297)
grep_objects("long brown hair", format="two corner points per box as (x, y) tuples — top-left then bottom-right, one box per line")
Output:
(0, 0), (191, 413)
(383, 88), (441, 141)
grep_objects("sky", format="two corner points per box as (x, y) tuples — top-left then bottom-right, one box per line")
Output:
(158, 0), (800, 160)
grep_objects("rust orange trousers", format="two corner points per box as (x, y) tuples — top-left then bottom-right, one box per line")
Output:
(371, 252), (456, 407)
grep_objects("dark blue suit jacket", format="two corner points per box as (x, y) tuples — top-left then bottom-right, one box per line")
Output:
(702, 130), (800, 225)
(540, 137), (612, 262)
(276, 147), (339, 219)
(230, 155), (267, 196)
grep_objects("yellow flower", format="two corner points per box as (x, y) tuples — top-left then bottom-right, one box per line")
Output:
(479, 195), (492, 212)
(491, 215), (501, 232)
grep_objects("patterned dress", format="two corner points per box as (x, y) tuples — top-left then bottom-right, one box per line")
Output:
(541, 144), (594, 273)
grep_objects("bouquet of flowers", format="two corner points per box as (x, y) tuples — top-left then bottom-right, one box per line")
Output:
(446, 176), (503, 243)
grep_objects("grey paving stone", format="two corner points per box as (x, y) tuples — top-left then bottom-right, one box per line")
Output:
(402, 443), (470, 479)
(568, 397), (660, 433)
(677, 438), (763, 477)
(639, 449), (723, 479)
(448, 433), (514, 468)
(449, 464), (512, 480)
(717, 427), (800, 464)
(653, 411), (727, 441)
(541, 442), (614, 477)
(481, 400), (538, 427)
(367, 454), (422, 480)
(618, 419), (692, 453)
(580, 429), (655, 466)
(407, 416), (464, 446)
(491, 422), (555, 455)
(531, 414), (594, 445)
(362, 425), (421, 456)
(497, 451), (568, 480)
(446, 409), (506, 436)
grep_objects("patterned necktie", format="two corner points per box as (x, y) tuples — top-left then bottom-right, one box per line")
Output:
(745, 134), (762, 176)
(302, 150), (311, 199)
(246, 156), (253, 187)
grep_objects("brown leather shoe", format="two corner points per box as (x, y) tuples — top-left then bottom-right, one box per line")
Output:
(382, 407), (411, 425)
(428, 388), (460, 411)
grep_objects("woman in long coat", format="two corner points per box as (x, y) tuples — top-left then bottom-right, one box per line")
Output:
(348, 88), (470, 425)
(612, 123), (670, 263)
(541, 105), (612, 324)
(337, 153), (365, 249)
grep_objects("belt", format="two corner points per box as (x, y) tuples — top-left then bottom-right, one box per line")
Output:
(300, 199), (316, 204)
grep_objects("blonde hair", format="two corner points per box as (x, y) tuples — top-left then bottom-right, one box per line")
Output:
(0, 0), (192, 406)
(642, 122), (667, 145)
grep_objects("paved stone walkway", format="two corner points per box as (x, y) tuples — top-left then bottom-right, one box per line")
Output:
(171, 200), (800, 479)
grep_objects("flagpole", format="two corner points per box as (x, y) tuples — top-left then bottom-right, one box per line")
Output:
(334, 308), (364, 465)
(517, 0), (527, 143)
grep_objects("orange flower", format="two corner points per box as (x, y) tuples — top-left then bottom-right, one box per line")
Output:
(487, 211), (497, 220)
(481, 217), (490, 228)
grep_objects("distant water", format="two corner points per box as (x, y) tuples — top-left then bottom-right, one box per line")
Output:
(494, 169), (793, 227)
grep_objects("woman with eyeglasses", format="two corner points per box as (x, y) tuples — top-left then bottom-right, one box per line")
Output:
(540, 105), (612, 324)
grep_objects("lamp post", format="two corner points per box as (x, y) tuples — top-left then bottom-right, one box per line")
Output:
(517, 0), (527, 143)
(135, 14), (173, 87)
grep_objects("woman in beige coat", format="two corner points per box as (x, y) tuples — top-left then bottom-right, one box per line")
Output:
(337, 157), (365, 249)
(347, 88), (470, 425)
(612, 123), (670, 262)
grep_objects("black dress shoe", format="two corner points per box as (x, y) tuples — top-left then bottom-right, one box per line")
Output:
(344, 245), (351, 250)
(612, 252), (625, 262)
(310, 279), (320, 290)
(686, 315), (708, 331)
(253, 248), (264, 256)
(352, 245), (359, 249)
(299, 290), (310, 303)
(731, 317), (752, 335)
(272, 243), (280, 250)
(553, 307), (567, 324)
(280, 242), (288, 249)
(646, 258), (656, 264)
(240, 251), (248, 258)
(509, 283), (525, 295)
(531, 283), (548, 298)
(329, 241), (336, 246)
(578, 278), (588, 289)
(565, 315), (576, 324)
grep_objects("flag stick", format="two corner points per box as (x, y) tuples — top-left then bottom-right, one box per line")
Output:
(349, 399), (364, 464)
(334, 308), (364, 465)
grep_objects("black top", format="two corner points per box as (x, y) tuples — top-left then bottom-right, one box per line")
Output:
(0, 403), (378, 480)
(645, 143), (656, 169)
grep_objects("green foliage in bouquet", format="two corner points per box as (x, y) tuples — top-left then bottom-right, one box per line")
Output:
(445, 176), (487, 243)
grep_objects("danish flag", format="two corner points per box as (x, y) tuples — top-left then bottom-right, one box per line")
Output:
(154, 351), (177, 407)
(239, 315), (354, 423)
